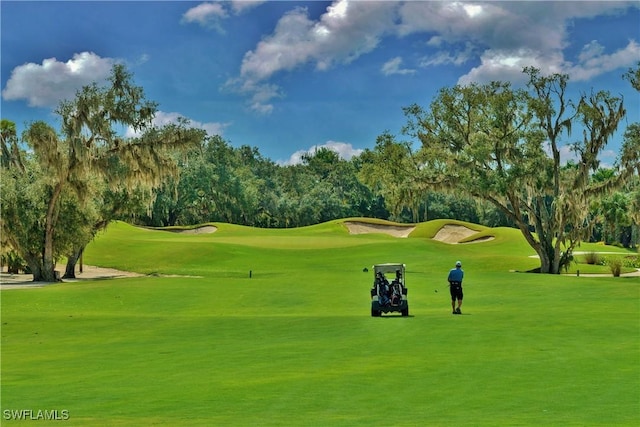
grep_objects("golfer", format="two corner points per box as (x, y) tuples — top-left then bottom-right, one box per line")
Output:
(448, 260), (464, 314)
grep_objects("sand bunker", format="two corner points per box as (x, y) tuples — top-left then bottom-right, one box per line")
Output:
(433, 224), (493, 244)
(344, 221), (415, 238)
(176, 226), (217, 234)
(0, 264), (204, 290)
(0, 265), (144, 290)
(139, 225), (217, 234)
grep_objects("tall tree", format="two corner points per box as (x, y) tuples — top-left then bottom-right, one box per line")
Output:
(1, 65), (205, 281)
(1, 147), (50, 276)
(589, 168), (638, 247)
(622, 63), (640, 228)
(62, 182), (157, 278)
(400, 68), (637, 273)
(1, 119), (24, 170)
(358, 132), (430, 222)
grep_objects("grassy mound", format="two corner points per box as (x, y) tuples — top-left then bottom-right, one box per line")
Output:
(2, 219), (638, 426)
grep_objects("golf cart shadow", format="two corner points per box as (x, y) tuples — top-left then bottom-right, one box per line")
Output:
(376, 313), (414, 318)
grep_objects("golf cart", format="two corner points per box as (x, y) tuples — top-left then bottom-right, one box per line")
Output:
(370, 263), (408, 317)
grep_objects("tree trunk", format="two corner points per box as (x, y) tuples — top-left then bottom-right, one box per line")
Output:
(537, 249), (552, 274)
(620, 226), (632, 248)
(24, 253), (45, 282)
(63, 247), (84, 279)
(526, 229), (558, 274)
(31, 266), (45, 282)
(41, 182), (64, 282)
(42, 236), (57, 282)
(512, 216), (559, 274)
(538, 239), (561, 274)
(552, 249), (562, 275)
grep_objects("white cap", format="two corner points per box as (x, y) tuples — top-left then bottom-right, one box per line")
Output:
(455, 261), (462, 267)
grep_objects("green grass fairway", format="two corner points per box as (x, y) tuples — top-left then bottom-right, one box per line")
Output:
(2, 220), (638, 426)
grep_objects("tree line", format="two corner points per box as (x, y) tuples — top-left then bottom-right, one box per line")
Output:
(141, 128), (638, 251)
(1, 64), (638, 279)
(139, 136), (493, 229)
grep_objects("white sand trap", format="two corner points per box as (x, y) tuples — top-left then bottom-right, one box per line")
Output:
(433, 224), (494, 244)
(138, 225), (217, 234)
(0, 265), (144, 290)
(177, 226), (217, 234)
(344, 221), (415, 238)
(0, 264), (205, 290)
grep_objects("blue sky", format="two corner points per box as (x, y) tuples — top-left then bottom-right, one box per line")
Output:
(1, 1), (639, 166)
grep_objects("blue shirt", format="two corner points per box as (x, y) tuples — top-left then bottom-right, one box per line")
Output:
(448, 267), (464, 283)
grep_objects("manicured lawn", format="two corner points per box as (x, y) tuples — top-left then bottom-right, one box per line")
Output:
(2, 220), (638, 426)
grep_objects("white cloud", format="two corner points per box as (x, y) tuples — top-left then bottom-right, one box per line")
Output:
(381, 57), (415, 76)
(578, 40), (607, 63)
(125, 111), (230, 138)
(136, 53), (151, 65)
(419, 42), (475, 68)
(426, 35), (443, 48)
(459, 37), (640, 86)
(457, 48), (553, 85)
(566, 40), (640, 82)
(182, 1), (265, 31)
(0, 50), (230, 140)
(223, 77), (282, 114)
(230, 0), (265, 14)
(282, 141), (363, 165)
(181, 2), (228, 31)
(229, 0), (398, 113)
(226, 0), (637, 112)
(1, 52), (115, 107)
(239, 7), (316, 82)
(412, 1), (639, 85)
(397, 1), (567, 85)
(227, 0), (639, 113)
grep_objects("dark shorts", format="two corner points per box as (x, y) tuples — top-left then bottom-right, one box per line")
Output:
(449, 282), (463, 301)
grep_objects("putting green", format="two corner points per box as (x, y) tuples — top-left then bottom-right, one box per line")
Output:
(1, 220), (638, 426)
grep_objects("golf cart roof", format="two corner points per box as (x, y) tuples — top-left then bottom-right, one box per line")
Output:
(373, 263), (405, 274)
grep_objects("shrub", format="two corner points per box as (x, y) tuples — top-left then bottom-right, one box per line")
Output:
(584, 252), (600, 265)
(608, 257), (623, 277)
(560, 253), (574, 273)
(623, 255), (640, 269)
(1, 250), (27, 274)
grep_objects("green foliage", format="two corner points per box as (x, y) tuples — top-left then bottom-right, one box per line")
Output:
(624, 254), (640, 268)
(0, 250), (27, 274)
(595, 254), (640, 277)
(147, 139), (383, 228)
(623, 61), (640, 92)
(584, 252), (601, 265)
(395, 67), (636, 273)
(0, 156), (50, 260)
(607, 257), (624, 277)
(589, 171), (639, 248)
(2, 220), (638, 425)
(147, 133), (499, 230)
(1, 66), (205, 281)
(358, 132), (431, 222)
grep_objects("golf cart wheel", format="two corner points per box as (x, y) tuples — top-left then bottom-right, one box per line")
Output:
(371, 309), (381, 317)
(401, 306), (409, 317)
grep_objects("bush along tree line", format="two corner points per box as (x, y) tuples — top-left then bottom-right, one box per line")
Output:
(1, 65), (638, 280)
